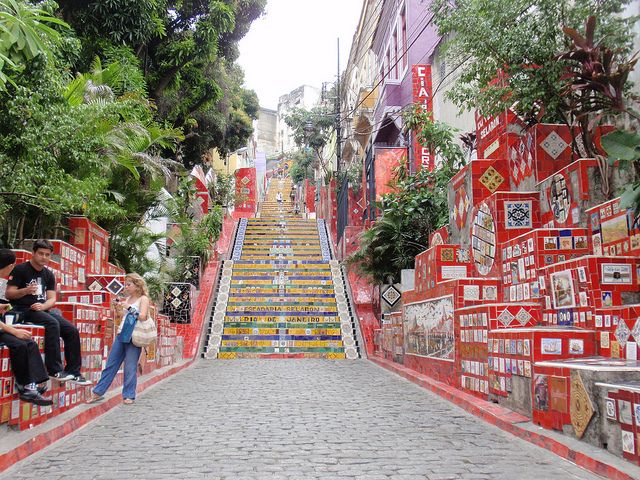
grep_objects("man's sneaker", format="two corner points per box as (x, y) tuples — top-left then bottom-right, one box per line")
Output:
(19, 389), (53, 406)
(50, 371), (74, 382)
(16, 382), (47, 394)
(70, 375), (92, 386)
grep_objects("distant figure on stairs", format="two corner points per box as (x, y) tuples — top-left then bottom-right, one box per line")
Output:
(290, 187), (295, 206)
(276, 191), (283, 204)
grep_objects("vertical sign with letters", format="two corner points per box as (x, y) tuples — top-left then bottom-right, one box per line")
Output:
(412, 64), (434, 171)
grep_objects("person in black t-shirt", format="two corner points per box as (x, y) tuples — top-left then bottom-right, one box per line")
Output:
(0, 249), (53, 405)
(6, 240), (91, 386)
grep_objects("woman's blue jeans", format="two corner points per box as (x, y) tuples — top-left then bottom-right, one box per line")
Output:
(92, 334), (142, 399)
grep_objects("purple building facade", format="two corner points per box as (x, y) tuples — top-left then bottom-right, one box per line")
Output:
(371, 0), (440, 147)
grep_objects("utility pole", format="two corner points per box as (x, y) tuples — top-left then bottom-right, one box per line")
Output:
(335, 37), (341, 174)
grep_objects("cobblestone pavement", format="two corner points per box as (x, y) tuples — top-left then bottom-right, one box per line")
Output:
(2, 360), (601, 480)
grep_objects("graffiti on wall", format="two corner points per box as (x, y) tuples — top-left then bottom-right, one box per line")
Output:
(404, 295), (455, 360)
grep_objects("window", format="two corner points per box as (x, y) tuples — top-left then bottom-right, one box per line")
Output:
(401, 6), (407, 69)
(392, 30), (398, 79)
(386, 49), (391, 80)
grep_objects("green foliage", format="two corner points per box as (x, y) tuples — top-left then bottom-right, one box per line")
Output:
(346, 164), (455, 284)
(337, 161), (362, 196)
(431, 0), (636, 121)
(348, 117), (462, 283)
(0, 0), (264, 286)
(285, 106), (335, 153)
(403, 105), (466, 170)
(58, 0), (166, 46)
(0, 0), (69, 89)
(289, 149), (315, 184)
(168, 177), (223, 266)
(208, 170), (236, 207)
(602, 131), (640, 163)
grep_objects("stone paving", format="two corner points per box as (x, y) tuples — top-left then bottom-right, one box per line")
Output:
(1, 360), (601, 480)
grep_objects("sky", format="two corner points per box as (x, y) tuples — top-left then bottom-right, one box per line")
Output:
(238, 0), (364, 111)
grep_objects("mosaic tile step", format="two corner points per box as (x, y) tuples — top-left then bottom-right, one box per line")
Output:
(221, 341), (344, 349)
(230, 280), (336, 286)
(240, 253), (325, 258)
(227, 293), (335, 299)
(230, 275), (332, 281)
(231, 268), (332, 273)
(229, 288), (335, 295)
(224, 312), (340, 318)
(218, 352), (347, 359)
(225, 305), (338, 313)
(226, 300), (337, 307)
(223, 327), (341, 335)
(243, 229), (319, 234)
(218, 346), (346, 353)
(233, 260), (331, 271)
(222, 333), (343, 341)
(229, 276), (334, 282)
(242, 247), (321, 251)
(223, 321), (341, 328)
(240, 241), (322, 246)
(225, 313), (340, 325)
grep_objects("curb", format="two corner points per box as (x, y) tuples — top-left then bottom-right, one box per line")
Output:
(369, 355), (636, 480)
(0, 357), (196, 473)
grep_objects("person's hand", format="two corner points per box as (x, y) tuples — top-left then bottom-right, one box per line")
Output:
(0, 304), (10, 313)
(12, 329), (31, 340)
(24, 284), (38, 295)
(30, 303), (45, 311)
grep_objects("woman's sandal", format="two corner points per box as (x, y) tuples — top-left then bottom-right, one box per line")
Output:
(123, 398), (134, 405)
(86, 394), (103, 404)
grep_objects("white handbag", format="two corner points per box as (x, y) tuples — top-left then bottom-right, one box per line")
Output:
(132, 317), (157, 347)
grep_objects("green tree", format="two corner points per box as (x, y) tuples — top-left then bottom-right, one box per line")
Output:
(347, 114), (463, 283)
(0, 0), (68, 89)
(431, 0), (635, 122)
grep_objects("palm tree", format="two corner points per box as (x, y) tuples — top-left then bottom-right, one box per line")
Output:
(0, 0), (68, 89)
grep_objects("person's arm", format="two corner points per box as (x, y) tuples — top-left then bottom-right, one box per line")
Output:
(5, 268), (37, 300)
(0, 321), (31, 340)
(137, 296), (150, 321)
(31, 290), (56, 311)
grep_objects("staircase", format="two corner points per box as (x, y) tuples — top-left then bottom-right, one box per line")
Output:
(204, 176), (359, 359)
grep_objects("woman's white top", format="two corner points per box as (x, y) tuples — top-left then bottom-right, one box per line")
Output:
(117, 297), (141, 334)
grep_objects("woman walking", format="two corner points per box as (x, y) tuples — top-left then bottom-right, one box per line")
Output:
(87, 273), (150, 405)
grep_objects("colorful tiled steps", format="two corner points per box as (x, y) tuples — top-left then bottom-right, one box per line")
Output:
(204, 177), (356, 359)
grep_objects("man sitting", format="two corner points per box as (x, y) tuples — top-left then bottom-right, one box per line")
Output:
(6, 240), (91, 386)
(0, 249), (52, 405)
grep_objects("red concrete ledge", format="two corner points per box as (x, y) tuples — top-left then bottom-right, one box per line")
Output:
(370, 355), (636, 480)
(0, 358), (195, 473)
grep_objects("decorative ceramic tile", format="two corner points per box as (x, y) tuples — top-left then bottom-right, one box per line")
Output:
(463, 285), (480, 300)
(515, 308), (532, 326)
(541, 131), (570, 159)
(381, 285), (401, 307)
(317, 219), (331, 261)
(497, 309), (515, 327)
(549, 173), (571, 224)
(87, 280), (102, 292)
(479, 166), (504, 193)
(570, 373), (594, 439)
(232, 218), (248, 260)
(632, 319), (640, 343)
(505, 201), (532, 229)
(509, 132), (534, 186)
(615, 319), (631, 349)
(181, 256), (201, 288)
(105, 278), (124, 295)
(440, 248), (455, 262)
(240, 176), (250, 185)
(471, 203), (496, 276)
(162, 282), (192, 323)
(454, 187), (470, 229)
